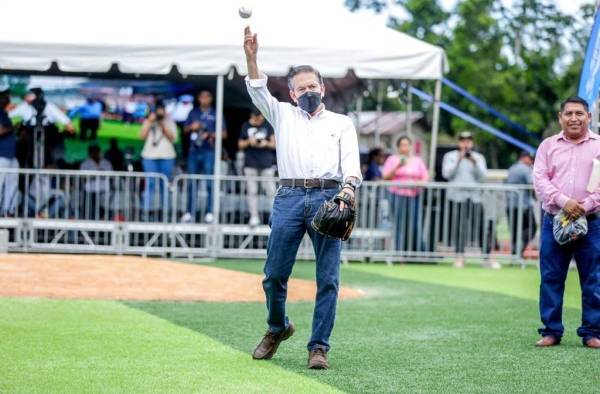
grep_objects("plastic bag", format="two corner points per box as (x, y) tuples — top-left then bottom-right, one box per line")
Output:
(552, 210), (588, 245)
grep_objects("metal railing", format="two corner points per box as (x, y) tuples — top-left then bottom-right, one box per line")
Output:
(0, 168), (538, 264)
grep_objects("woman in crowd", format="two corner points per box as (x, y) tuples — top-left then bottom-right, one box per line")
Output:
(140, 100), (177, 217)
(383, 136), (429, 252)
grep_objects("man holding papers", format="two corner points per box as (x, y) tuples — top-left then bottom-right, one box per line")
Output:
(533, 96), (600, 349)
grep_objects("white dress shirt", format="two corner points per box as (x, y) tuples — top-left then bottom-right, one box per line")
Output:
(10, 102), (71, 126)
(246, 74), (362, 185)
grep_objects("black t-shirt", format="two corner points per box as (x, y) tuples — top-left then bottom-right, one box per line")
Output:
(239, 120), (275, 169)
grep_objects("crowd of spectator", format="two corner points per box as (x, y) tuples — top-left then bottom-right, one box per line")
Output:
(0, 85), (537, 259)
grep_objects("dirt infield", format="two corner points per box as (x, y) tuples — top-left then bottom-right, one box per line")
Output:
(0, 254), (364, 302)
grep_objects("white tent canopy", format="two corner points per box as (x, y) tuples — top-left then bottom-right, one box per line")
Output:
(0, 0), (447, 80)
(0, 0), (448, 224)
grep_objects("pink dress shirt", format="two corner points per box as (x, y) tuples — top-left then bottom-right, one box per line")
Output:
(382, 155), (429, 197)
(533, 130), (600, 215)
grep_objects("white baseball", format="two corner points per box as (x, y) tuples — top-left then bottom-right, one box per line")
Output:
(239, 6), (252, 19)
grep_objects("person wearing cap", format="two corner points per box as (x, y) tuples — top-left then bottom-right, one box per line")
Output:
(442, 131), (498, 268)
(0, 88), (18, 216)
(533, 96), (600, 349)
(9, 87), (75, 167)
(506, 150), (537, 257)
(238, 107), (276, 226)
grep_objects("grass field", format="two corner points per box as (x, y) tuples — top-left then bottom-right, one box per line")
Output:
(1, 261), (599, 393)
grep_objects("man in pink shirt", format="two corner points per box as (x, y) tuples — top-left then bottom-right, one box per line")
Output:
(533, 96), (600, 349)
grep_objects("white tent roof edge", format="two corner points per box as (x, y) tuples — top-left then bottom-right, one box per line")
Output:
(0, 0), (448, 80)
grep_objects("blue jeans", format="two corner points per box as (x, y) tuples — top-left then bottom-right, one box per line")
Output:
(187, 149), (215, 215)
(263, 186), (342, 352)
(142, 158), (174, 212)
(0, 157), (18, 215)
(539, 214), (600, 343)
(391, 194), (424, 252)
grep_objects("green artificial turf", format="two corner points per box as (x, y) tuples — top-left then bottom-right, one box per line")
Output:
(2, 261), (599, 393)
(0, 298), (339, 394)
(131, 261), (600, 393)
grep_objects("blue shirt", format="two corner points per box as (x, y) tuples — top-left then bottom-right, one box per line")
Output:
(69, 100), (102, 120)
(364, 162), (382, 181)
(0, 110), (15, 159)
(184, 107), (227, 151)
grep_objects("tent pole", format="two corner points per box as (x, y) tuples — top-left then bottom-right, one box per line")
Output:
(211, 74), (224, 256)
(406, 81), (412, 139)
(375, 81), (384, 147)
(428, 79), (442, 176)
(356, 94), (363, 144)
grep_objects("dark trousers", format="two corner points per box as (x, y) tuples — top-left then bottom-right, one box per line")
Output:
(391, 194), (424, 252)
(186, 149), (215, 215)
(539, 214), (600, 343)
(263, 186), (341, 352)
(448, 199), (493, 254)
(506, 207), (537, 256)
(83, 191), (106, 220)
(176, 122), (188, 163)
(79, 118), (100, 140)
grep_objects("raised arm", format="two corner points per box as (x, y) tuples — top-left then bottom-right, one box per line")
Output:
(244, 26), (259, 80)
(243, 26), (281, 128)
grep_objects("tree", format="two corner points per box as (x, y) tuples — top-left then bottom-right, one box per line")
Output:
(347, 0), (595, 168)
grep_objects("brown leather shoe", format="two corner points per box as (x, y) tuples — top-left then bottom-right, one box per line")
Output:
(252, 321), (295, 360)
(307, 348), (329, 369)
(535, 335), (560, 347)
(584, 337), (600, 348)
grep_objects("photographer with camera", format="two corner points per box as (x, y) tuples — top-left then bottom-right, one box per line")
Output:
(181, 90), (228, 224)
(238, 107), (276, 226)
(442, 131), (497, 268)
(140, 100), (177, 215)
(10, 87), (75, 168)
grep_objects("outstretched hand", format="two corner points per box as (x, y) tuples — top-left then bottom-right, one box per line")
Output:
(243, 26), (258, 59)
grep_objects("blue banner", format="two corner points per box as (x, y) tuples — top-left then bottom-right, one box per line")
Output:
(578, 7), (600, 107)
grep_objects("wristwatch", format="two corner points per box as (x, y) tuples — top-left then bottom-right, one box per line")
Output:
(343, 178), (359, 191)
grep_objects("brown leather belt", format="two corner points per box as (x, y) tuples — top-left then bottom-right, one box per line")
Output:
(279, 178), (340, 189)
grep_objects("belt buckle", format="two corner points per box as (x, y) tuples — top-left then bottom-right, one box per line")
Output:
(303, 179), (311, 188)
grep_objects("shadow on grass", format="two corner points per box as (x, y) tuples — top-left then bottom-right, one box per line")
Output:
(124, 263), (599, 394)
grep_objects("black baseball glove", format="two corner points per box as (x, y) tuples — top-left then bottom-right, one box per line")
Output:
(311, 190), (357, 241)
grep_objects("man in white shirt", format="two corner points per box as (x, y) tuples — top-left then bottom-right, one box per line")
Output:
(244, 26), (362, 369)
(10, 87), (75, 167)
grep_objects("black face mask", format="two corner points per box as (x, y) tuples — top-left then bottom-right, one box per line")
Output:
(297, 91), (322, 113)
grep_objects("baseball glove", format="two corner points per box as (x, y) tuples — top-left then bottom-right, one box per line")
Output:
(311, 190), (357, 241)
